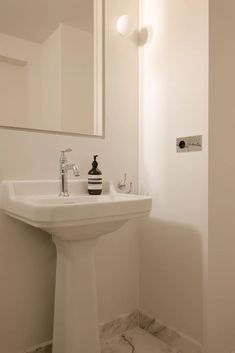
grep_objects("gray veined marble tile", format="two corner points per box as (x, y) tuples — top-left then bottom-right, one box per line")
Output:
(100, 311), (139, 342)
(101, 327), (180, 353)
(25, 344), (52, 353)
(139, 311), (167, 334)
(139, 311), (202, 353)
(155, 327), (201, 353)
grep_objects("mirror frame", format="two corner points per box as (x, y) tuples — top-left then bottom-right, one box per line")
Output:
(0, 0), (105, 138)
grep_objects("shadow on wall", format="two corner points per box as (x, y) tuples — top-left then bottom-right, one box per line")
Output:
(0, 211), (56, 353)
(123, 25), (153, 47)
(138, 26), (153, 46)
(140, 216), (203, 342)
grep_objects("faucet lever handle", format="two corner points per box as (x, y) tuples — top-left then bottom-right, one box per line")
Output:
(60, 148), (72, 163)
(61, 148), (72, 153)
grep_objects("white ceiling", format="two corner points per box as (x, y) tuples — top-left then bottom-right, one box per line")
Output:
(0, 0), (94, 43)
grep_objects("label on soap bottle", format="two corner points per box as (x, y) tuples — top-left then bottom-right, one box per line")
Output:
(88, 175), (103, 193)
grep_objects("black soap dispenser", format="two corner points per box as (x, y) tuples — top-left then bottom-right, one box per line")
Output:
(88, 155), (102, 195)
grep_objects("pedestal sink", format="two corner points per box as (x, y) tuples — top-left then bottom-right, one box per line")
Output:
(0, 180), (151, 353)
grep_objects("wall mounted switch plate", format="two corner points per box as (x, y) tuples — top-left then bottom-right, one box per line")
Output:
(176, 135), (202, 153)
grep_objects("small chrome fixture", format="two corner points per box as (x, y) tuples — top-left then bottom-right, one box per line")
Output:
(176, 135), (202, 153)
(116, 15), (135, 36)
(118, 173), (133, 194)
(59, 148), (79, 197)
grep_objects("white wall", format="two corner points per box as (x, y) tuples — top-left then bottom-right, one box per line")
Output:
(207, 1), (235, 352)
(139, 0), (208, 344)
(0, 0), (139, 352)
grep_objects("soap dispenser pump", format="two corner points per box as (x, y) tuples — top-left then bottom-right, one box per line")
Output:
(88, 155), (102, 195)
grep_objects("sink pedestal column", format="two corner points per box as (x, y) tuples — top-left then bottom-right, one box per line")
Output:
(52, 237), (100, 353)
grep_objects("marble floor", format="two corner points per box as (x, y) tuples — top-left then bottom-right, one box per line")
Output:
(101, 327), (179, 353)
(43, 347), (52, 353)
(28, 346), (52, 353)
(35, 328), (179, 353)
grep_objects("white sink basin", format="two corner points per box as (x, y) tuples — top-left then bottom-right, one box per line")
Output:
(0, 179), (151, 240)
(0, 179), (151, 353)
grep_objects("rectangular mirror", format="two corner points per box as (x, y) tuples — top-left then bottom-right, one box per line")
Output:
(0, 0), (104, 137)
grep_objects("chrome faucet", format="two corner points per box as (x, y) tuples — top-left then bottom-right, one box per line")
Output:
(59, 148), (79, 197)
(117, 173), (133, 194)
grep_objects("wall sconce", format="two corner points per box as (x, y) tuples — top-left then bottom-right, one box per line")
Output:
(116, 15), (135, 37)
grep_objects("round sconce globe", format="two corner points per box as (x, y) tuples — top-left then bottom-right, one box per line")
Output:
(116, 15), (135, 36)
